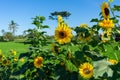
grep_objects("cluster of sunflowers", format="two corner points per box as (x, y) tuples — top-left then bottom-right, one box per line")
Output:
(52, 1), (119, 79)
(99, 2), (114, 42)
(0, 49), (25, 79)
(1, 1), (120, 80)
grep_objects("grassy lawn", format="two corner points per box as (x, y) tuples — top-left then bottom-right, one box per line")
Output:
(0, 41), (29, 56)
(0, 40), (119, 61)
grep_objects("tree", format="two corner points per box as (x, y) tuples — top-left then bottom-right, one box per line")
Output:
(1, 29), (5, 36)
(49, 11), (71, 20)
(3, 32), (14, 41)
(9, 20), (19, 36)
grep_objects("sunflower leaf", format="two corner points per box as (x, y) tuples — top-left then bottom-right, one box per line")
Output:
(93, 59), (113, 79)
(90, 18), (99, 22)
(113, 5), (120, 11)
(65, 60), (77, 72)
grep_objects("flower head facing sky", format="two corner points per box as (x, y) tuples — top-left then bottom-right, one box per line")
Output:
(2, 59), (10, 66)
(101, 2), (110, 19)
(55, 15), (73, 44)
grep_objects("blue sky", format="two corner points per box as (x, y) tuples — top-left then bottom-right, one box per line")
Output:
(0, 0), (119, 35)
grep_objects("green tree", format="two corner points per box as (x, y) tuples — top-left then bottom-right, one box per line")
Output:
(1, 29), (5, 36)
(49, 11), (71, 20)
(3, 32), (14, 41)
(9, 20), (19, 36)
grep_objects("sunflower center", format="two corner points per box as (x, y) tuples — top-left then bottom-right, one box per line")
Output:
(37, 59), (42, 65)
(83, 68), (91, 74)
(59, 31), (66, 39)
(104, 8), (109, 16)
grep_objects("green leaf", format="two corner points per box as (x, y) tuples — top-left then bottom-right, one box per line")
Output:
(113, 19), (119, 23)
(113, 5), (120, 11)
(43, 25), (49, 28)
(93, 59), (113, 79)
(116, 15), (120, 18)
(116, 29), (120, 34)
(65, 60), (78, 72)
(75, 51), (84, 60)
(90, 18), (99, 22)
(82, 45), (90, 51)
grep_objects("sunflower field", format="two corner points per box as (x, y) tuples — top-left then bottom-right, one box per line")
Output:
(1, 0), (120, 80)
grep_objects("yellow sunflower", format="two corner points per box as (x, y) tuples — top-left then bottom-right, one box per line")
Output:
(19, 58), (25, 62)
(101, 31), (111, 43)
(78, 30), (91, 42)
(2, 59), (10, 66)
(77, 24), (92, 42)
(99, 19), (114, 29)
(55, 17), (73, 44)
(12, 51), (17, 55)
(14, 57), (18, 61)
(101, 2), (110, 19)
(79, 63), (93, 79)
(108, 59), (118, 65)
(78, 33), (91, 42)
(34, 56), (43, 68)
(80, 24), (89, 28)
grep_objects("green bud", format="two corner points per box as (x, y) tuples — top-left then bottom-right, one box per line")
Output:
(108, 0), (114, 3)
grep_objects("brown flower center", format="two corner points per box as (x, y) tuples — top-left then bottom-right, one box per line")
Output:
(59, 31), (66, 39)
(37, 59), (42, 65)
(83, 68), (91, 74)
(104, 8), (109, 16)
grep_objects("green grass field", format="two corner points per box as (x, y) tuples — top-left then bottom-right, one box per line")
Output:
(0, 41), (29, 56)
(0, 40), (120, 61)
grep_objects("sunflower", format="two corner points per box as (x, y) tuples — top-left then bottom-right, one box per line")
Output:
(55, 17), (73, 44)
(99, 19), (114, 29)
(10, 50), (17, 55)
(77, 24), (92, 42)
(80, 24), (89, 28)
(2, 59), (10, 66)
(79, 63), (93, 79)
(12, 51), (16, 55)
(78, 32), (91, 42)
(34, 56), (43, 68)
(78, 27), (92, 42)
(52, 44), (60, 53)
(101, 31), (111, 42)
(14, 57), (18, 61)
(101, 2), (110, 19)
(19, 58), (25, 62)
(108, 59), (118, 65)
